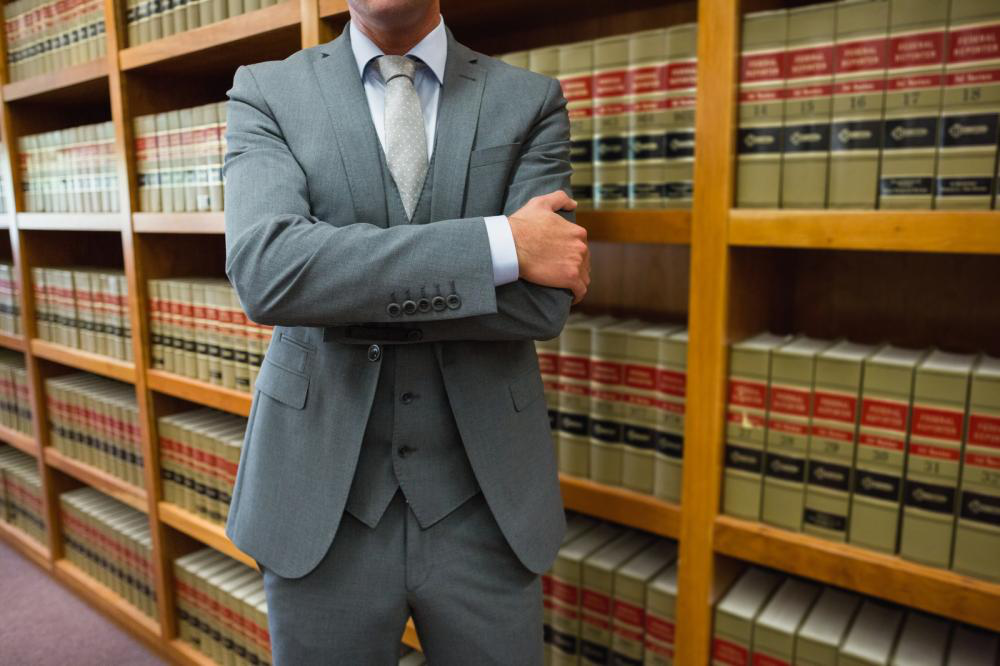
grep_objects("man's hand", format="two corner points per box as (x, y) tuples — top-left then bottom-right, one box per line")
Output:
(508, 191), (590, 304)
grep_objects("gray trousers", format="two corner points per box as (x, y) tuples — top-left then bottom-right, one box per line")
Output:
(259, 489), (543, 665)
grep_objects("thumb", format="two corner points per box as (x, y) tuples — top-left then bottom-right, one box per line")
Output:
(536, 190), (577, 212)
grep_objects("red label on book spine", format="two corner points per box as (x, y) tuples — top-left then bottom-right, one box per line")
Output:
(786, 45), (834, 79)
(814, 391), (858, 423)
(968, 414), (1000, 449)
(729, 379), (766, 409)
(645, 614), (675, 643)
(741, 50), (786, 84)
(861, 398), (908, 432)
(911, 406), (964, 442)
(890, 30), (945, 68)
(835, 37), (888, 73)
(713, 637), (750, 666)
(769, 386), (811, 416)
(947, 23), (1000, 65)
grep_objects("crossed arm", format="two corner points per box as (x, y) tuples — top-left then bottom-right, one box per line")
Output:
(223, 64), (576, 343)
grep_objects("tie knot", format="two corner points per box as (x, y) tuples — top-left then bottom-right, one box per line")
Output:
(376, 55), (418, 83)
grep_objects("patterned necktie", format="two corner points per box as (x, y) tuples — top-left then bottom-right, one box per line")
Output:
(376, 55), (428, 220)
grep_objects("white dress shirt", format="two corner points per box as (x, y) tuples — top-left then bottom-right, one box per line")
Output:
(349, 17), (519, 287)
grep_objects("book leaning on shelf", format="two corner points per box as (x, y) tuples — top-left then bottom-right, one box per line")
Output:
(0, 445), (45, 546)
(126, 0), (281, 48)
(0, 349), (32, 436)
(3, 0), (107, 82)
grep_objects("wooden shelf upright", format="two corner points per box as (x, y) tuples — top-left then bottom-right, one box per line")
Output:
(0, 1), (997, 665)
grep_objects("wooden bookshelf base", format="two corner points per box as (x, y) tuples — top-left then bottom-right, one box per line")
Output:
(0, 331), (25, 351)
(158, 502), (256, 569)
(30, 339), (136, 383)
(559, 474), (680, 538)
(714, 515), (1000, 633)
(0, 423), (37, 456)
(44, 447), (148, 513)
(0, 518), (50, 569)
(147, 370), (252, 417)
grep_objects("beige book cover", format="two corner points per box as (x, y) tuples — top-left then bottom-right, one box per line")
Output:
(179, 107), (197, 212)
(535, 333), (562, 461)
(780, 2), (836, 208)
(934, 0), (1000, 209)
(644, 563), (679, 666)
(206, 282), (226, 386)
(499, 50), (529, 68)
(711, 567), (782, 666)
(128, 0), (145, 46)
(737, 10), (789, 208)
(544, 514), (598, 664)
(628, 29), (669, 209)
(135, 114), (156, 212)
(953, 354), (1000, 581)
(751, 578), (821, 665)
(947, 625), (1000, 665)
(762, 336), (834, 531)
(723, 332), (792, 520)
(556, 41), (595, 208)
(654, 329), (688, 503)
(889, 611), (950, 665)
(192, 104), (211, 212)
(794, 587), (860, 666)
(593, 35), (630, 210)
(148, 279), (166, 369)
(827, 0), (891, 209)
(190, 280), (212, 383)
(663, 23), (697, 209)
(899, 350), (976, 567)
(838, 601), (903, 666)
(152, 112), (168, 213)
(878, 0), (949, 209)
(849, 345), (927, 553)
(210, 102), (226, 212)
(610, 540), (677, 666)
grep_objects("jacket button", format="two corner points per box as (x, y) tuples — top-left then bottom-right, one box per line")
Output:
(431, 295), (446, 311)
(367, 344), (381, 362)
(417, 297), (431, 312)
(400, 391), (414, 404)
(397, 445), (416, 457)
(446, 294), (461, 309)
(402, 299), (417, 315)
(386, 302), (402, 317)
(407, 329), (423, 342)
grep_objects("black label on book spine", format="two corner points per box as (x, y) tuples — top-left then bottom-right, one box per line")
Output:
(765, 452), (806, 482)
(595, 137), (628, 163)
(666, 131), (695, 159)
(664, 181), (694, 200)
(590, 418), (623, 443)
(905, 479), (956, 514)
(559, 412), (589, 437)
(581, 640), (609, 665)
(940, 113), (1000, 148)
(631, 134), (667, 160)
(551, 629), (578, 655)
(883, 116), (938, 150)
(808, 460), (851, 492)
(854, 469), (901, 501)
(655, 431), (683, 459)
(738, 127), (783, 155)
(937, 177), (993, 197)
(783, 123), (832, 153)
(611, 651), (644, 666)
(803, 508), (847, 532)
(880, 177), (934, 196)
(725, 443), (762, 473)
(960, 490), (1000, 528)
(831, 120), (882, 152)
(548, 409), (558, 431)
(624, 424), (655, 450)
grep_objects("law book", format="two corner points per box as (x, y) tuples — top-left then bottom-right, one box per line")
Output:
(723, 333), (792, 521)
(135, 113), (157, 212)
(762, 336), (833, 532)
(628, 29), (669, 209)
(890, 611), (951, 665)
(953, 354), (1000, 581)
(593, 35), (631, 210)
(751, 577), (822, 665)
(780, 2), (836, 208)
(849, 345), (927, 553)
(550, 523), (624, 666)
(947, 625), (1000, 665)
(399, 650), (426, 666)
(610, 539), (678, 666)
(794, 587), (861, 666)
(899, 350), (976, 568)
(536, 333), (562, 462)
(934, 0), (1000, 209)
(837, 601), (904, 666)
(803, 341), (880, 541)
(711, 567), (783, 666)
(654, 329), (688, 503)
(644, 562), (679, 666)
(559, 315), (617, 477)
(827, 0), (891, 209)
(580, 530), (655, 665)
(622, 324), (681, 495)
(663, 23), (698, 208)
(499, 50), (529, 68)
(590, 319), (646, 487)
(736, 9), (789, 208)
(545, 514), (599, 664)
(878, 0), (950, 209)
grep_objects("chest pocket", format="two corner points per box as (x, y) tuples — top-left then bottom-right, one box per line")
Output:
(466, 142), (521, 216)
(469, 142), (521, 168)
(254, 333), (313, 409)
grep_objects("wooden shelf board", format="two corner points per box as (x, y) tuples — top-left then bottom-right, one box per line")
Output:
(318, 0), (348, 18)
(714, 515), (1000, 632)
(0, 331), (26, 351)
(30, 339), (136, 383)
(119, 1), (301, 71)
(576, 209), (691, 245)
(169, 638), (220, 666)
(403, 619), (421, 651)
(158, 502), (256, 569)
(147, 370), (252, 417)
(729, 209), (1000, 254)
(133, 212), (225, 234)
(2, 59), (108, 103)
(0, 422), (37, 456)
(44, 447), (148, 513)
(16, 212), (126, 232)
(0, 518), (50, 570)
(559, 473), (680, 538)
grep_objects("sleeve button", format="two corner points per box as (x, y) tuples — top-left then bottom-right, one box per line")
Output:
(417, 297), (431, 312)
(402, 299), (417, 315)
(445, 294), (461, 309)
(431, 295), (447, 311)
(386, 302), (402, 317)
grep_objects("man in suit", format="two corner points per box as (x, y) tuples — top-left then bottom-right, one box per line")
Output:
(222, 0), (589, 662)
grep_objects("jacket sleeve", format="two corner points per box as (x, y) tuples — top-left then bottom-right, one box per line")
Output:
(326, 75), (575, 345)
(223, 64), (500, 326)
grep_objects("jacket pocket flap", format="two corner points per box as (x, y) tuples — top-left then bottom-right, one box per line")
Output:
(469, 142), (521, 168)
(509, 368), (545, 412)
(255, 358), (309, 410)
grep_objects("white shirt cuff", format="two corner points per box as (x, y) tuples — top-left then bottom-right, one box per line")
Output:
(483, 215), (519, 286)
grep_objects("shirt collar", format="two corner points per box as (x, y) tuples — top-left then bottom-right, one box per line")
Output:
(349, 15), (447, 85)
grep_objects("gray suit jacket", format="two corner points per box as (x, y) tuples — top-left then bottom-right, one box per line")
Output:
(223, 24), (572, 579)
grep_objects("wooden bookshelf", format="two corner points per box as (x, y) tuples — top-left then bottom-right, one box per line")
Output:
(576, 209), (691, 245)
(147, 370), (252, 417)
(1, 58), (109, 103)
(30, 339), (136, 383)
(16, 213), (126, 232)
(0, 518), (50, 570)
(0, 422), (37, 456)
(559, 473), (680, 538)
(44, 447), (148, 513)
(158, 502), (256, 569)
(133, 212), (225, 234)
(0, 331), (25, 351)
(403, 619), (421, 651)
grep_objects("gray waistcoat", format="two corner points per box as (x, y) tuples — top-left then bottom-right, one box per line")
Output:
(343, 146), (481, 529)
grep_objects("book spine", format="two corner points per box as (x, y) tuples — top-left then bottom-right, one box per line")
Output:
(558, 342), (591, 477)
(654, 349), (686, 503)
(610, 593), (646, 665)
(593, 37), (631, 210)
(627, 29), (668, 209)
(580, 577), (614, 665)
(558, 42), (595, 209)
(590, 341), (627, 487)
(664, 24), (698, 208)
(761, 365), (814, 532)
(722, 351), (774, 521)
(550, 572), (584, 664)
(621, 346), (659, 495)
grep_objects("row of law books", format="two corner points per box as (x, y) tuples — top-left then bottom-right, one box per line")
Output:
(60, 486), (157, 620)
(148, 278), (272, 393)
(501, 23), (698, 211)
(3, 0), (106, 82)
(0, 445), (45, 547)
(174, 547), (268, 666)
(19, 122), (120, 213)
(737, 0), (1000, 210)
(713, 564), (998, 666)
(0, 262), (22, 337)
(397, 647), (425, 666)
(134, 102), (227, 213)
(126, 0), (282, 47)
(724, 333), (1000, 583)
(537, 314), (688, 503)
(47, 373), (143, 489)
(33, 266), (133, 362)
(159, 407), (245, 526)
(546, 513), (679, 666)
(0, 350), (32, 436)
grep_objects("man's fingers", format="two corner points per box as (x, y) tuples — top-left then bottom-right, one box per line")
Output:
(570, 278), (587, 304)
(537, 190), (576, 212)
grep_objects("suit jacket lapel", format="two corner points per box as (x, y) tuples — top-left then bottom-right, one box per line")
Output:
(312, 26), (388, 228)
(430, 28), (486, 223)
